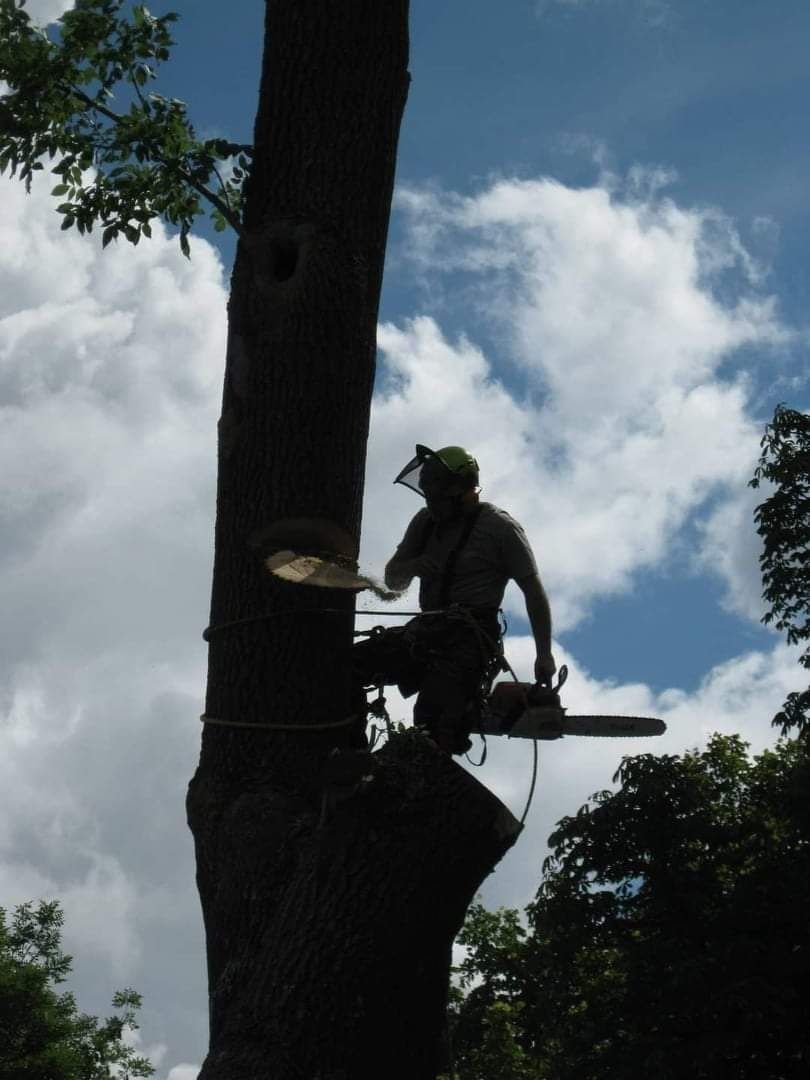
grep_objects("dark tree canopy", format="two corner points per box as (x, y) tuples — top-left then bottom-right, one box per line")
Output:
(751, 402), (810, 735)
(451, 733), (810, 1079)
(449, 402), (810, 1077)
(0, 899), (154, 1080)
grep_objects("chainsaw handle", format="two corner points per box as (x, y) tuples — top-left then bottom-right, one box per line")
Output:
(526, 664), (568, 708)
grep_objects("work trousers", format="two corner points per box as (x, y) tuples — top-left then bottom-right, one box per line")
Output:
(352, 609), (501, 753)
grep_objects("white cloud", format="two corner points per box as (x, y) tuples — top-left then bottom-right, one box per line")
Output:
(0, 851), (140, 977)
(165, 1067), (200, 1080)
(380, 174), (789, 627)
(0, 172), (222, 1062)
(24, 0), (73, 26)
(367, 319), (764, 630)
(0, 155), (796, 1070)
(696, 482), (768, 622)
(122, 1018), (167, 1071)
(473, 633), (799, 907)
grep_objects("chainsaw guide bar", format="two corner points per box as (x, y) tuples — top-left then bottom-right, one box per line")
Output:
(473, 667), (666, 740)
(473, 707), (667, 741)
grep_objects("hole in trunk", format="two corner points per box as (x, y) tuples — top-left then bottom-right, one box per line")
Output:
(269, 237), (299, 282)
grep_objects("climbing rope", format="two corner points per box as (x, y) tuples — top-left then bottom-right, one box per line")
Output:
(465, 734), (488, 768)
(202, 607), (449, 642)
(520, 740), (540, 828)
(482, 634), (538, 827)
(202, 602), (542, 825)
(199, 714), (360, 731)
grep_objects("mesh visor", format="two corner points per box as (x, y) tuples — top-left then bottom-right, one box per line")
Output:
(393, 444), (454, 497)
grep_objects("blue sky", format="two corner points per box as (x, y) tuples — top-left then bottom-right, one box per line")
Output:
(2, 1), (809, 1076)
(158, 0), (807, 690)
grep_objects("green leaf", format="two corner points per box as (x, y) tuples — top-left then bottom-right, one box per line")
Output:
(1, 898), (155, 1077)
(0, 0), (246, 251)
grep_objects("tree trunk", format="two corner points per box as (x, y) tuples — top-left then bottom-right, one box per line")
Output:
(186, 3), (521, 1077)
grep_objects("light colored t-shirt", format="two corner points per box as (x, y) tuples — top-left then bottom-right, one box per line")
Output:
(392, 501), (538, 610)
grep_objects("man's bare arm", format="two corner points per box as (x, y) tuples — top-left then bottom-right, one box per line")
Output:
(384, 553), (440, 591)
(517, 572), (557, 685)
(384, 554), (416, 592)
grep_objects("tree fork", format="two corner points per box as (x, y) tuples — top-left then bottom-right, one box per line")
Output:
(187, 3), (521, 1077)
(188, 734), (521, 1079)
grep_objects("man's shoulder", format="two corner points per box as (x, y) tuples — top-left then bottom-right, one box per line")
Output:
(478, 502), (526, 533)
(478, 502), (538, 578)
(400, 506), (433, 545)
(407, 506), (432, 530)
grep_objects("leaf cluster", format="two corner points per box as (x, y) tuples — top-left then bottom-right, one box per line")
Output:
(751, 403), (810, 735)
(0, 0), (252, 255)
(0, 899), (154, 1079)
(451, 734), (810, 1079)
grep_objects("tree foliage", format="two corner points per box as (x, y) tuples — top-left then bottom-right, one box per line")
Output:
(450, 734), (810, 1079)
(449, 406), (810, 1076)
(751, 402), (810, 735)
(0, 0), (251, 254)
(0, 899), (154, 1080)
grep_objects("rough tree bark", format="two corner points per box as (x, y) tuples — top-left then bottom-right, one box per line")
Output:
(186, 4), (521, 1078)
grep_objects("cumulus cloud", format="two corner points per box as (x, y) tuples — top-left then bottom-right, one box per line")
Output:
(378, 174), (789, 628)
(0, 173), (223, 1061)
(0, 156), (795, 1070)
(371, 628), (799, 907)
(165, 1066), (200, 1080)
(473, 633), (800, 906)
(24, 0), (74, 26)
(696, 482), (768, 622)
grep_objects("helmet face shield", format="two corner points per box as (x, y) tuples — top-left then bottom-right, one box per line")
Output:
(393, 444), (443, 497)
(393, 444), (478, 499)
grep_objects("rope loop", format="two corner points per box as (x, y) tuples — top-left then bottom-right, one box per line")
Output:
(200, 601), (541, 825)
(200, 713), (360, 732)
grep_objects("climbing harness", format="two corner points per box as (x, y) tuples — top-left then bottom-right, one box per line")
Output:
(199, 600), (541, 814)
(200, 605), (461, 735)
(201, 605), (663, 826)
(437, 504), (483, 607)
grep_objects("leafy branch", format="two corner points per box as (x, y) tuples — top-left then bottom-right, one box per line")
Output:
(750, 402), (810, 735)
(0, 0), (252, 255)
(0, 899), (155, 1077)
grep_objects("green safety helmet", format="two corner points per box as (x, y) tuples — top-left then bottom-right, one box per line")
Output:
(394, 444), (480, 497)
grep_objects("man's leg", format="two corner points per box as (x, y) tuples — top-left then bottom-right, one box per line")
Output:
(411, 615), (499, 754)
(351, 627), (423, 729)
(413, 670), (474, 754)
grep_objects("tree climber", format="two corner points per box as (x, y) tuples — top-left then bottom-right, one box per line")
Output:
(352, 445), (556, 754)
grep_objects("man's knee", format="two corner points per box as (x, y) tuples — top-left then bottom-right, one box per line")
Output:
(413, 679), (473, 754)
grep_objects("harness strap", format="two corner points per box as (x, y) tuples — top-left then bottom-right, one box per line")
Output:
(438, 504), (483, 607)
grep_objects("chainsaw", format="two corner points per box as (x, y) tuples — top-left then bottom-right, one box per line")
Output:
(472, 665), (666, 741)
